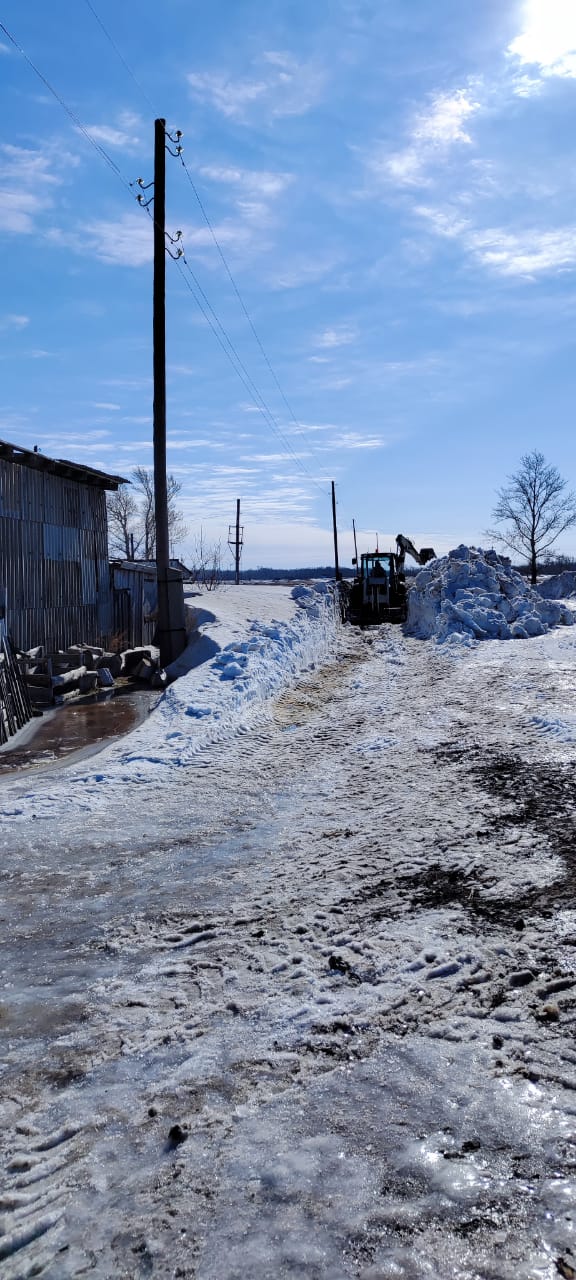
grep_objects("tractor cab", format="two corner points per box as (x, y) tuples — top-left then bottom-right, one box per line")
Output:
(347, 550), (407, 624)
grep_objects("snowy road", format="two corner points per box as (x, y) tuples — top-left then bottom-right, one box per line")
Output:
(3, 605), (576, 1278)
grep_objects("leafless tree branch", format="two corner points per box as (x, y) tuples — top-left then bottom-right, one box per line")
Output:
(489, 450), (576, 584)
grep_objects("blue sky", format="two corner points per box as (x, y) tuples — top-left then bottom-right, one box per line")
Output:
(2, 0), (576, 567)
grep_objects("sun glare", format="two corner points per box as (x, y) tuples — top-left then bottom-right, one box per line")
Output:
(510, 0), (576, 75)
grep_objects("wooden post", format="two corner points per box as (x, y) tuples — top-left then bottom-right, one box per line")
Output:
(152, 117), (173, 665)
(235, 498), (241, 585)
(331, 481), (341, 581)
(153, 118), (169, 579)
(151, 118), (185, 665)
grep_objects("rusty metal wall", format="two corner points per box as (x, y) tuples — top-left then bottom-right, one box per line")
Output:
(0, 459), (112, 651)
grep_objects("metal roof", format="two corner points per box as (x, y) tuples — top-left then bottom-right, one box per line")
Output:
(0, 438), (128, 490)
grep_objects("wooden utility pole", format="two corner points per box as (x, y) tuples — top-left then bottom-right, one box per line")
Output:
(228, 499), (244, 584)
(331, 481), (341, 581)
(352, 518), (358, 564)
(153, 118), (169, 581)
(235, 498), (241, 585)
(152, 117), (186, 665)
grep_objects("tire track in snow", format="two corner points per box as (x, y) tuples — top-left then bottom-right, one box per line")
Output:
(4, 624), (576, 1274)
(0, 1124), (87, 1278)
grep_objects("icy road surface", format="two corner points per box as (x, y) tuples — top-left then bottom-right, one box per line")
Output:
(3, 598), (576, 1277)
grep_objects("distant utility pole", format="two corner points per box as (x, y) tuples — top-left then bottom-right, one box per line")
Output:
(228, 499), (244, 585)
(331, 481), (341, 582)
(352, 518), (358, 564)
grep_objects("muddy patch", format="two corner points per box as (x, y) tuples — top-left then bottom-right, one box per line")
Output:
(0, 688), (160, 777)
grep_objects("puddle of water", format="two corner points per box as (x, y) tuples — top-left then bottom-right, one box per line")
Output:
(0, 687), (160, 775)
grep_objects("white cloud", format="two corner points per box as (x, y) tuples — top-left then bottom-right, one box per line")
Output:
(188, 71), (267, 118)
(317, 431), (386, 450)
(92, 402), (121, 411)
(414, 204), (470, 239)
(0, 314), (29, 331)
(509, 0), (576, 80)
(416, 203), (576, 278)
(369, 89), (481, 189)
(415, 90), (479, 147)
(84, 112), (142, 149)
(314, 325), (357, 349)
(511, 72), (545, 97)
(294, 421), (341, 433)
(103, 377), (152, 390)
(47, 212), (153, 266)
(167, 437), (225, 450)
(317, 375), (354, 390)
(240, 451), (310, 463)
(0, 143), (67, 233)
(199, 165), (293, 199)
(47, 210), (255, 267)
(269, 253), (341, 289)
(471, 226), (576, 276)
(188, 51), (325, 121)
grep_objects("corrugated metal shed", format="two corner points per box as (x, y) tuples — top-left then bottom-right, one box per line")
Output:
(0, 438), (127, 652)
(111, 563), (158, 650)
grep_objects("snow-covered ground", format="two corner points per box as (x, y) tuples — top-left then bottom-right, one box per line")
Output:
(1, 582), (336, 826)
(2, 578), (576, 1278)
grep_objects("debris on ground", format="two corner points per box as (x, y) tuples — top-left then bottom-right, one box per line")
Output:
(19, 642), (165, 710)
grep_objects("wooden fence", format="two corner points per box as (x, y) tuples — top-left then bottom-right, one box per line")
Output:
(0, 636), (34, 745)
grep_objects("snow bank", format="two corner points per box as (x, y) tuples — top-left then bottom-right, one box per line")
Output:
(536, 571), (576, 599)
(1, 582), (339, 823)
(88, 581), (338, 771)
(407, 545), (575, 643)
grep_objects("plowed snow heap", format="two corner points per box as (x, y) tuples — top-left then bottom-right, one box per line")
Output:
(537, 571), (576, 600)
(407, 545), (575, 643)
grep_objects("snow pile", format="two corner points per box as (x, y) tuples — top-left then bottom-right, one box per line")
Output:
(1, 582), (339, 823)
(536, 571), (576, 599)
(407, 545), (575, 643)
(93, 581), (338, 769)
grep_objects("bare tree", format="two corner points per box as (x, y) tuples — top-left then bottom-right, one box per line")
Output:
(488, 450), (576, 584)
(106, 469), (189, 561)
(132, 466), (155, 560)
(106, 486), (141, 559)
(131, 467), (189, 560)
(166, 478), (189, 556)
(189, 529), (223, 590)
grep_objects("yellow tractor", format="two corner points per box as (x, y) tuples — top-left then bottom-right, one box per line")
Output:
(345, 535), (435, 625)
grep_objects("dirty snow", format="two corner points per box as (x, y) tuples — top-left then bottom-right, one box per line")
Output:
(537, 570), (576, 599)
(0, 581), (336, 824)
(3, 575), (576, 1278)
(407, 544), (575, 643)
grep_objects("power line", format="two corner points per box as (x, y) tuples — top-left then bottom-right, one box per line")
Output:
(175, 252), (330, 495)
(135, 194), (329, 492)
(77, 1), (331, 481)
(0, 18), (133, 194)
(2, 14), (331, 498)
(134, 193), (325, 490)
(177, 152), (320, 456)
(81, 0), (157, 116)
